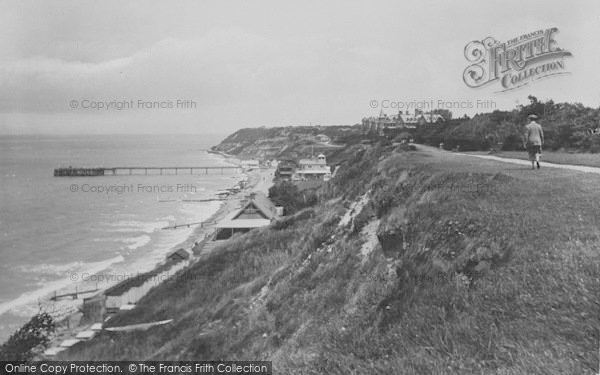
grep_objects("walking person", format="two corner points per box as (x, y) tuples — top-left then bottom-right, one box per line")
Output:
(523, 114), (544, 170)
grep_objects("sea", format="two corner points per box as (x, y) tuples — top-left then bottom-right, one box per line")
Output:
(0, 134), (243, 342)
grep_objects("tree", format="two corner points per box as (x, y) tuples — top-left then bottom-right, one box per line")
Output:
(0, 311), (55, 360)
(393, 132), (412, 143)
(269, 181), (317, 215)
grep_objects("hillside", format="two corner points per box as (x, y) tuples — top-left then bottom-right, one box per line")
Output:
(210, 125), (369, 162)
(60, 140), (598, 374)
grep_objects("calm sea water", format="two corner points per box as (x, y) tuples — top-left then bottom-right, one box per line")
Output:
(0, 134), (240, 341)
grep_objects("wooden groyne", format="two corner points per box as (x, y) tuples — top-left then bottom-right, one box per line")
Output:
(50, 286), (100, 301)
(54, 166), (240, 177)
(161, 220), (217, 230)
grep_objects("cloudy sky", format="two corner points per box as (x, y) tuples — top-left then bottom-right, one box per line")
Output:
(1, 0), (599, 134)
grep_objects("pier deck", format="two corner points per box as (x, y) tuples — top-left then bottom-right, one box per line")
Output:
(54, 166), (240, 177)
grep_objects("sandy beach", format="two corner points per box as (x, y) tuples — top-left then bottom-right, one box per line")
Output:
(38, 166), (275, 357)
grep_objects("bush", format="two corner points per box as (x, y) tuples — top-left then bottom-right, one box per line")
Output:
(501, 134), (522, 151)
(588, 136), (600, 153)
(0, 311), (55, 360)
(272, 209), (315, 230)
(269, 181), (317, 215)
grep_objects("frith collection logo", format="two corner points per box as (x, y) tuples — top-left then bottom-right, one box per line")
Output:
(463, 27), (572, 92)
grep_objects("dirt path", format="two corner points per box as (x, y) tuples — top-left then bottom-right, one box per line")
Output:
(252, 167), (275, 194)
(416, 145), (600, 175)
(454, 152), (600, 175)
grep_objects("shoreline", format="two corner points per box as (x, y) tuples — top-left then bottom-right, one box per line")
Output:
(0, 150), (242, 323)
(0, 150), (247, 348)
(37, 164), (274, 357)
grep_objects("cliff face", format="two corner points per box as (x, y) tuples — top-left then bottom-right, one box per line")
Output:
(211, 125), (359, 160)
(60, 139), (598, 374)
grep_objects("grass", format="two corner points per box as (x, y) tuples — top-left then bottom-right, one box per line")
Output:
(466, 150), (600, 168)
(60, 143), (599, 374)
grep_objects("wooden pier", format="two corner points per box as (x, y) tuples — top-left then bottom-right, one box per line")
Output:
(54, 166), (240, 177)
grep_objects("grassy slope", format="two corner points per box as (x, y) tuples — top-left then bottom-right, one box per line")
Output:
(63, 144), (599, 374)
(467, 150), (600, 168)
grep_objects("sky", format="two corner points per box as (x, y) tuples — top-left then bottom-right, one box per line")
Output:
(1, 0), (599, 134)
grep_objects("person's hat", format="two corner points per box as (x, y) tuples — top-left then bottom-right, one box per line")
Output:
(528, 114), (539, 120)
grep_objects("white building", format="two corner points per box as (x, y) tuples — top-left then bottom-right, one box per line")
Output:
(295, 154), (332, 181)
(241, 160), (260, 170)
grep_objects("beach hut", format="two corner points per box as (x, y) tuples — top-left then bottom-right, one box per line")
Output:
(102, 251), (191, 313)
(81, 293), (106, 323)
(43, 347), (66, 357)
(214, 192), (280, 240)
(75, 330), (96, 340)
(59, 339), (81, 348)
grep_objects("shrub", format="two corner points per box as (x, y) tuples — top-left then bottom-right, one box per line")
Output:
(0, 311), (55, 360)
(272, 209), (315, 230)
(268, 181), (317, 215)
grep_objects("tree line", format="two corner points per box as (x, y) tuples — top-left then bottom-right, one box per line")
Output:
(413, 96), (600, 152)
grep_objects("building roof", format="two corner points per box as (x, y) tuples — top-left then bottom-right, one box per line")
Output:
(44, 347), (66, 356)
(296, 169), (331, 175)
(166, 248), (190, 260)
(363, 111), (444, 125)
(395, 113), (444, 123)
(299, 155), (326, 164)
(234, 192), (278, 220)
(75, 330), (96, 340)
(216, 215), (272, 229)
(105, 260), (176, 296)
(216, 192), (279, 229)
(60, 339), (81, 348)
